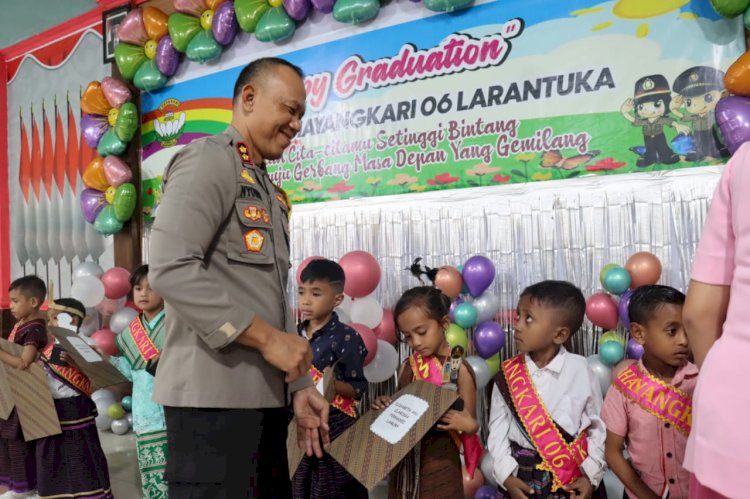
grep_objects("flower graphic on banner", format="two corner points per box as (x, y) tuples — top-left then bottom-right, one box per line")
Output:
(301, 181), (322, 192)
(387, 174), (418, 186)
(492, 174), (511, 183)
(466, 163), (501, 186)
(409, 184), (426, 192)
(366, 176), (382, 195)
(586, 157), (627, 172)
(427, 173), (460, 186)
(513, 152), (536, 181)
(531, 172), (553, 181)
(327, 181), (354, 193)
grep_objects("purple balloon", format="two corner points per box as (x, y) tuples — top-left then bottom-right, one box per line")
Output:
(449, 296), (464, 322)
(284, 0), (311, 20)
(462, 256), (496, 298)
(81, 114), (109, 149)
(80, 188), (107, 224)
(626, 338), (644, 360)
(618, 288), (633, 330)
(212, 1), (239, 45)
(716, 95), (750, 154)
(156, 37), (180, 77)
(311, 0), (335, 13)
(475, 485), (501, 499)
(474, 321), (505, 359)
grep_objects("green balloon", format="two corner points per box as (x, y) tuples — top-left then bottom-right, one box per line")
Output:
(255, 7), (295, 43)
(744, 3), (750, 27)
(186, 31), (222, 63)
(485, 353), (501, 377)
(107, 403), (125, 420)
(114, 43), (147, 81)
(445, 324), (468, 352)
(114, 103), (138, 143)
(113, 183), (137, 222)
(423, 0), (472, 12)
(333, 0), (380, 24)
(97, 129), (127, 157)
(234, 0), (270, 32)
(134, 59), (167, 92)
(94, 205), (124, 236)
(168, 12), (202, 53)
(454, 302), (478, 329)
(710, 0), (750, 17)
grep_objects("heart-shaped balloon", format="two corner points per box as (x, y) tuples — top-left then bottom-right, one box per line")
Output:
(174, 0), (210, 16)
(143, 6), (170, 40)
(332, 0), (380, 24)
(312, 0), (335, 14)
(80, 188), (108, 223)
(168, 12), (203, 52)
(156, 36), (180, 77)
(115, 43), (148, 80)
(213, 1), (240, 45)
(97, 129), (128, 157)
(423, 0), (472, 11)
(94, 205), (124, 236)
(134, 59), (168, 92)
(81, 114), (109, 149)
(255, 7), (295, 42)
(117, 9), (149, 46)
(101, 76), (132, 109)
(114, 103), (139, 142)
(284, 0), (311, 21)
(81, 81), (111, 116)
(103, 156), (133, 187)
(725, 50), (750, 97)
(113, 183), (137, 222)
(235, 0), (271, 32)
(186, 30), (223, 62)
(716, 95), (750, 154)
(83, 157), (110, 192)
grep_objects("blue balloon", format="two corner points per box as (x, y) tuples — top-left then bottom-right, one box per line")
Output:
(599, 340), (625, 367)
(454, 302), (478, 329)
(603, 267), (632, 295)
(475, 485), (501, 499)
(121, 395), (132, 412)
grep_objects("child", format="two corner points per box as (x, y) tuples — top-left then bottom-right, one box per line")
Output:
(38, 296), (113, 498)
(109, 265), (168, 499)
(602, 285), (696, 499)
(372, 286), (480, 499)
(488, 280), (606, 499)
(0, 276), (49, 499)
(292, 259), (369, 498)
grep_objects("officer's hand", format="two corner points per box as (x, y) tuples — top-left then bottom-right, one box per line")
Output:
(620, 98), (634, 114)
(262, 330), (313, 383)
(293, 386), (330, 458)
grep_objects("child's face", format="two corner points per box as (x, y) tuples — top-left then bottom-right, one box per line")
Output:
(685, 91), (722, 115)
(514, 295), (566, 354)
(632, 303), (690, 368)
(636, 99), (666, 119)
(133, 277), (164, 314)
(396, 306), (449, 358)
(9, 289), (39, 320)
(297, 279), (343, 323)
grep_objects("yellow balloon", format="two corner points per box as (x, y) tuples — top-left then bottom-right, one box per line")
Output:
(105, 186), (117, 204)
(200, 10), (214, 30)
(144, 39), (158, 60)
(107, 108), (119, 128)
(269, 0), (284, 7)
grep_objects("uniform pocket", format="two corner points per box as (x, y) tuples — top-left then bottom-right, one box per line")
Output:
(226, 200), (275, 265)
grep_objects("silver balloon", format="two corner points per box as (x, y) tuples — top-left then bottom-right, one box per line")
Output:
(72, 261), (104, 281)
(472, 291), (500, 324)
(349, 296), (383, 328)
(109, 307), (138, 334)
(465, 355), (491, 389)
(110, 417), (130, 435)
(91, 388), (116, 404)
(586, 354), (613, 396)
(363, 340), (399, 383)
(95, 411), (113, 431)
(78, 312), (100, 337)
(126, 413), (133, 427)
(480, 451), (498, 487)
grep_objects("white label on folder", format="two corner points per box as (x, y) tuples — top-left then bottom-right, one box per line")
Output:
(316, 378), (325, 396)
(370, 394), (428, 445)
(67, 337), (103, 363)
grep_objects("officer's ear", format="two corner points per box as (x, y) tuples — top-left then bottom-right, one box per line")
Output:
(240, 83), (257, 113)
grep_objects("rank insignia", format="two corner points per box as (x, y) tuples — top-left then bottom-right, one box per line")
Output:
(236, 142), (253, 165)
(244, 229), (264, 252)
(243, 205), (270, 224)
(276, 193), (289, 211)
(240, 169), (256, 184)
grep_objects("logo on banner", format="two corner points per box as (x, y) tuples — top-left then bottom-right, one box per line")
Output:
(153, 98), (186, 147)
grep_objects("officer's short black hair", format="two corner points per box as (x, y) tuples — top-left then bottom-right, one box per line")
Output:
(520, 280), (586, 335)
(628, 285), (685, 325)
(130, 265), (149, 288)
(9, 275), (46, 304)
(300, 259), (345, 293)
(233, 58), (304, 102)
(635, 92), (672, 112)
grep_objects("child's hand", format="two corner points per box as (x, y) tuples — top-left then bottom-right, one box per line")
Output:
(372, 395), (392, 410)
(14, 358), (29, 370)
(436, 409), (477, 433)
(671, 95), (685, 111)
(620, 98), (634, 114)
(563, 476), (593, 499)
(503, 476), (534, 498)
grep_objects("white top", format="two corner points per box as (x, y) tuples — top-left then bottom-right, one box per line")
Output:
(488, 347), (607, 488)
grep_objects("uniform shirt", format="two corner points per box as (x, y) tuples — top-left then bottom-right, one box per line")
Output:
(149, 126), (312, 409)
(682, 113), (714, 132)
(488, 348), (607, 488)
(633, 116), (674, 137)
(601, 360), (698, 499)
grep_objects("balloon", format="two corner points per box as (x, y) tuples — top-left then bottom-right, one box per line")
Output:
(235, 0), (270, 32)
(462, 256), (495, 298)
(91, 328), (118, 356)
(586, 354), (613, 395)
(485, 353), (501, 377)
(97, 129), (127, 157)
(312, 0), (335, 12)
(71, 276), (105, 308)
(143, 6), (170, 40)
(83, 157), (110, 192)
(454, 302), (478, 329)
(625, 252), (662, 288)
(599, 340), (625, 367)
(113, 183), (137, 222)
(626, 338), (644, 360)
(715, 95), (750, 154)
(296, 256), (325, 284)
(126, 413), (134, 427)
(80, 81), (110, 116)
(335, 308), (352, 325)
(114, 102), (139, 142)
(168, 13), (203, 53)
(479, 453), (497, 488)
(79, 313), (100, 337)
(105, 186), (117, 204)
(80, 114), (109, 149)
(473, 291), (500, 324)
(350, 296), (384, 329)
(373, 309), (396, 345)
(80, 188), (107, 223)
(333, 0), (380, 24)
(338, 295), (353, 315)
(134, 59), (168, 91)
(97, 297), (127, 316)
(107, 403), (126, 420)
(618, 288), (634, 330)
(462, 464), (484, 497)
(424, 0), (472, 11)
(92, 388), (116, 405)
(186, 30), (222, 63)
(117, 9), (149, 45)
(449, 297), (464, 322)
(111, 417), (130, 435)
(73, 261), (104, 280)
(284, 0), (312, 21)
(94, 205), (124, 236)
(363, 340), (399, 383)
(110, 307), (138, 334)
(339, 251), (381, 298)
(585, 292), (618, 330)
(350, 323), (378, 365)
(445, 323), (468, 352)
(213, 1), (239, 45)
(255, 6), (296, 42)
(465, 355), (491, 389)
(710, 0), (750, 17)
(475, 485), (500, 499)
(156, 36), (180, 77)
(115, 43), (148, 81)
(745, 3), (750, 28)
(434, 266), (463, 299)
(603, 267), (631, 295)
(599, 330), (625, 346)
(95, 411), (113, 431)
(103, 156), (133, 187)
(101, 267), (132, 299)
(474, 321), (505, 359)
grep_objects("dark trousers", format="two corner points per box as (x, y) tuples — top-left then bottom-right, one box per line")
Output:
(164, 406), (292, 499)
(639, 132), (678, 166)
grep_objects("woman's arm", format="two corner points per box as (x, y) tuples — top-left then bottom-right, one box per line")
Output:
(683, 280), (730, 368)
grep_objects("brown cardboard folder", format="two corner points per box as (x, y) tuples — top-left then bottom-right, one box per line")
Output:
(49, 327), (128, 389)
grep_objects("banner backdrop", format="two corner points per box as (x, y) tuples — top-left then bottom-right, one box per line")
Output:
(141, 0), (742, 218)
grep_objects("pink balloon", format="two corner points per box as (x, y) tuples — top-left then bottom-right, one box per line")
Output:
(101, 267), (132, 299)
(101, 76), (132, 109)
(351, 322), (378, 365)
(586, 292), (619, 330)
(91, 328), (119, 356)
(174, 0), (208, 16)
(103, 156), (133, 187)
(97, 296), (127, 316)
(116, 9), (148, 46)
(462, 463), (485, 497)
(339, 251), (381, 298)
(373, 309), (396, 345)
(296, 256), (325, 285)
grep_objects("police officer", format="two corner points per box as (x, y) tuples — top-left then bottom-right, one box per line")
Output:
(148, 58), (329, 498)
(672, 66), (728, 161)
